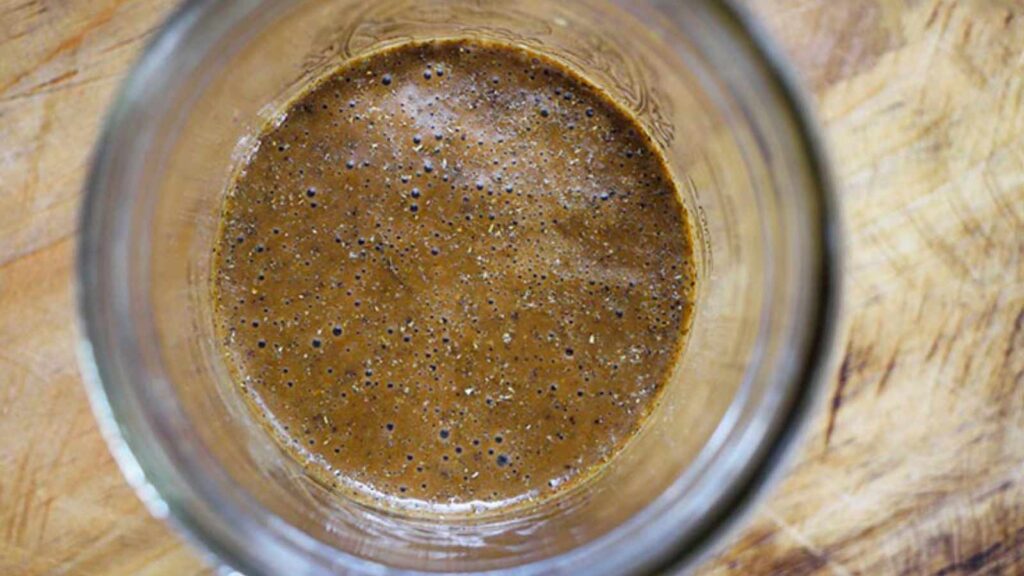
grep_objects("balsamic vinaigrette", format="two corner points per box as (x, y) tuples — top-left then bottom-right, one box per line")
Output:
(213, 39), (696, 512)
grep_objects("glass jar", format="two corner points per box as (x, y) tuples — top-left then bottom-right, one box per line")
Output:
(77, 0), (841, 573)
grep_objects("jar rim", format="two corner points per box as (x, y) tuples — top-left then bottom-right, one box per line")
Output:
(76, 1), (842, 574)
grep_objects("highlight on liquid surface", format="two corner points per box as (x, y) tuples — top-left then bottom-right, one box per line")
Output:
(213, 39), (696, 513)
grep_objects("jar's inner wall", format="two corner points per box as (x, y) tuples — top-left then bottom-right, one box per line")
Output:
(148, 0), (769, 570)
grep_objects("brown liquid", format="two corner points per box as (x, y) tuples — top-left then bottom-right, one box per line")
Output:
(213, 39), (695, 513)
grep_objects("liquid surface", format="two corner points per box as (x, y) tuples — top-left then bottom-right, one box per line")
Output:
(213, 39), (695, 512)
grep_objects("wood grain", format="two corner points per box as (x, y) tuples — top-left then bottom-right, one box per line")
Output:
(0, 0), (1021, 574)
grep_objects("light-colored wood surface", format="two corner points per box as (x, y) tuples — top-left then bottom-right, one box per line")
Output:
(0, 0), (1021, 574)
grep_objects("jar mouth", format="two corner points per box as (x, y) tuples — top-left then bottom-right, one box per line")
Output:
(76, 0), (842, 574)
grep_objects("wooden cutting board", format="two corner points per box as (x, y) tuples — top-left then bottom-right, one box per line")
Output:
(0, 0), (1020, 573)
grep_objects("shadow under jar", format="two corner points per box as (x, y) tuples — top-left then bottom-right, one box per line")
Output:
(78, 0), (840, 574)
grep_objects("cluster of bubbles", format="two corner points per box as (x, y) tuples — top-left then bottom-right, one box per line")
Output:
(213, 40), (695, 506)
